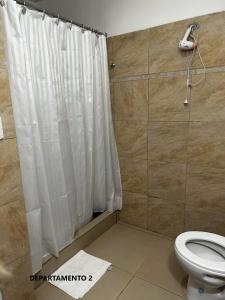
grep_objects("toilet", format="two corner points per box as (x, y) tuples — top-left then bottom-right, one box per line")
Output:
(175, 232), (225, 300)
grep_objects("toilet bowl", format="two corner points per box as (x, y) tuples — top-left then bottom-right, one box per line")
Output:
(175, 232), (225, 300)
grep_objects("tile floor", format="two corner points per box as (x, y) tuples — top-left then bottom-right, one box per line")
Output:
(35, 223), (187, 300)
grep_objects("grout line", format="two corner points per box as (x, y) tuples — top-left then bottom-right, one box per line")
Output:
(134, 275), (185, 299)
(111, 66), (225, 83)
(115, 274), (134, 300)
(112, 225), (183, 300)
(0, 136), (16, 141)
(0, 63), (7, 69)
(111, 264), (133, 275)
(147, 73), (150, 231)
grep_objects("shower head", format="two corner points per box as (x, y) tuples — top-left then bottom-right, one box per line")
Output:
(179, 23), (199, 51)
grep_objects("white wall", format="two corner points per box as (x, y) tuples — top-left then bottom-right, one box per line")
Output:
(38, 0), (225, 36)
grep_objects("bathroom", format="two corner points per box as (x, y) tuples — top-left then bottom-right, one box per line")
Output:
(0, 0), (225, 299)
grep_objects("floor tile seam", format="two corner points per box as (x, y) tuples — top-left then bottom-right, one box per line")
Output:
(110, 264), (133, 275)
(134, 275), (185, 299)
(115, 273), (135, 300)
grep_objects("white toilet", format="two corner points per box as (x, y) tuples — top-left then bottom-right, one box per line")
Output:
(175, 232), (225, 300)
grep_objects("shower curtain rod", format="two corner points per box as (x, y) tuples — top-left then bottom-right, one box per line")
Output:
(9, 0), (107, 37)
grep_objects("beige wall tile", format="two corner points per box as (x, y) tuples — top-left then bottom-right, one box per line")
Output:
(0, 68), (16, 139)
(191, 72), (225, 121)
(114, 80), (148, 121)
(0, 139), (19, 167)
(110, 12), (225, 238)
(0, 200), (29, 265)
(149, 76), (189, 121)
(0, 17), (6, 66)
(149, 19), (192, 73)
(0, 24), (34, 299)
(0, 68), (10, 104)
(0, 161), (23, 207)
(191, 12), (225, 69)
(119, 192), (148, 229)
(149, 12), (225, 73)
(112, 30), (149, 78)
(149, 161), (186, 201)
(1, 255), (35, 300)
(148, 122), (188, 163)
(114, 121), (148, 159)
(186, 172), (225, 213)
(120, 158), (148, 194)
(188, 122), (225, 174)
(2, 106), (16, 138)
(148, 197), (185, 238)
(185, 207), (225, 236)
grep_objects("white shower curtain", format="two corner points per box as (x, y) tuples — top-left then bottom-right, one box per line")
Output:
(1, 0), (122, 273)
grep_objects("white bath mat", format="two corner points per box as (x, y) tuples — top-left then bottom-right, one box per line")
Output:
(49, 250), (112, 299)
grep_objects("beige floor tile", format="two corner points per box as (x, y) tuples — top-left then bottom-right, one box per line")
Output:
(83, 267), (132, 300)
(35, 283), (73, 300)
(36, 267), (132, 300)
(36, 224), (187, 300)
(2, 255), (35, 300)
(85, 224), (159, 274)
(118, 278), (184, 300)
(135, 237), (187, 297)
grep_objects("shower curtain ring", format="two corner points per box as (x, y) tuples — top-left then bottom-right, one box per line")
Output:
(81, 24), (85, 34)
(0, 0), (5, 7)
(42, 9), (46, 20)
(95, 30), (100, 38)
(21, 1), (26, 14)
(56, 14), (60, 25)
(69, 20), (73, 30)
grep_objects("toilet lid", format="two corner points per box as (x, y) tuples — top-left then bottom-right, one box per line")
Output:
(175, 231), (225, 275)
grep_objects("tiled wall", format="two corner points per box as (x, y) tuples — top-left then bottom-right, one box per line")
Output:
(108, 11), (225, 238)
(0, 17), (35, 300)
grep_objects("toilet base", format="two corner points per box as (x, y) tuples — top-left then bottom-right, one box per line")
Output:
(187, 278), (225, 300)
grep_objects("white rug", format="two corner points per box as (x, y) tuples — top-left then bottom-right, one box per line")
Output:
(49, 250), (112, 299)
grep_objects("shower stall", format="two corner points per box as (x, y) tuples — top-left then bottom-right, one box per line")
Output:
(1, 0), (122, 274)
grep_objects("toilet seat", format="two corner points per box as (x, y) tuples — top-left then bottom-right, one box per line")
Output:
(175, 232), (225, 275)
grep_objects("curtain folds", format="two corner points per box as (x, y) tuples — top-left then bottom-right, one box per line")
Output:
(1, 0), (122, 273)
